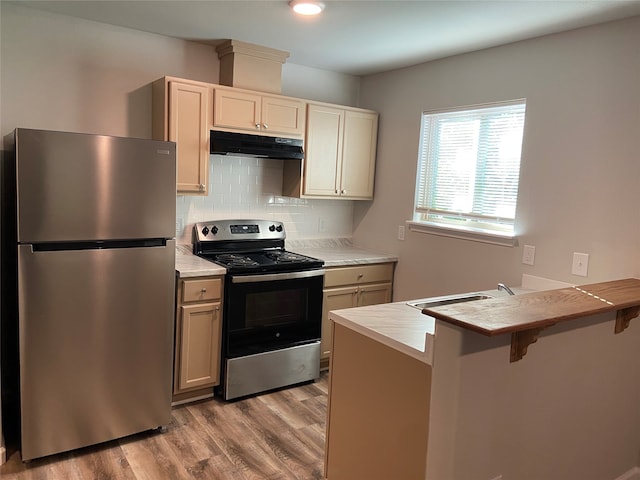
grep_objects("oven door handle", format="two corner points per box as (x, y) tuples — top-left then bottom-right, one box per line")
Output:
(231, 269), (325, 283)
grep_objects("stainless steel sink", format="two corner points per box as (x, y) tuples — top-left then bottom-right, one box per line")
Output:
(407, 293), (493, 310)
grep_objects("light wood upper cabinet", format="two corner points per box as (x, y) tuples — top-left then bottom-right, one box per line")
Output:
(151, 76), (378, 200)
(340, 110), (379, 199)
(213, 86), (305, 137)
(152, 77), (211, 195)
(302, 103), (378, 200)
(261, 95), (306, 136)
(303, 105), (344, 197)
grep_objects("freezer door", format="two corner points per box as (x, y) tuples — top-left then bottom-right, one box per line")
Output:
(17, 241), (175, 461)
(15, 129), (176, 243)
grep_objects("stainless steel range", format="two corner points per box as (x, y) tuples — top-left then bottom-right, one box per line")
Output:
(193, 219), (324, 400)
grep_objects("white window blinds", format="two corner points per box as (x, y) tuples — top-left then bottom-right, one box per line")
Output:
(414, 100), (526, 235)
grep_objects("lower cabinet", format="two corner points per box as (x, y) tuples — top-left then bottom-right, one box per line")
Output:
(173, 276), (223, 404)
(321, 263), (394, 368)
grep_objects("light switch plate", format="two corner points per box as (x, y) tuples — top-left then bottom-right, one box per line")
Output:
(572, 252), (589, 277)
(522, 245), (535, 265)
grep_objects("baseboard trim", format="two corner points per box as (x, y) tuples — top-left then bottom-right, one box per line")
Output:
(615, 466), (640, 480)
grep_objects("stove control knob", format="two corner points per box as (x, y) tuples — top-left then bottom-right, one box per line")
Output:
(201, 226), (209, 236)
(269, 225), (276, 232)
(276, 225), (283, 232)
(211, 225), (219, 235)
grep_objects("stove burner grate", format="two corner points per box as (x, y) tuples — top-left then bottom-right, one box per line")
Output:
(264, 251), (307, 263)
(215, 253), (260, 267)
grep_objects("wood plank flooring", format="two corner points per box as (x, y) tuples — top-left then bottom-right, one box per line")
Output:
(0, 374), (328, 480)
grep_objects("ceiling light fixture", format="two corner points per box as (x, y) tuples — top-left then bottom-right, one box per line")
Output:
(289, 0), (325, 16)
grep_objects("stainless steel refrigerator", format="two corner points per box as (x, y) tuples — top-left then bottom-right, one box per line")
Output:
(13, 128), (176, 461)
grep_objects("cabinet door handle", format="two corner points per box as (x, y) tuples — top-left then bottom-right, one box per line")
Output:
(341, 189), (346, 195)
(199, 184), (205, 191)
(263, 123), (269, 129)
(255, 123), (261, 129)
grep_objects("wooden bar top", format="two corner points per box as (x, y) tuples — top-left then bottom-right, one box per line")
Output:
(422, 278), (640, 336)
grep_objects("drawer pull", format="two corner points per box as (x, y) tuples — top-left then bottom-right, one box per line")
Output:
(358, 274), (364, 278)
(201, 288), (207, 293)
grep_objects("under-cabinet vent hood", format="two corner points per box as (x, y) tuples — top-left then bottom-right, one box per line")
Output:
(210, 131), (304, 160)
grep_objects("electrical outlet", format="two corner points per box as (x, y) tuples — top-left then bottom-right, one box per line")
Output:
(572, 252), (589, 277)
(398, 225), (405, 241)
(522, 244), (535, 265)
(318, 218), (326, 233)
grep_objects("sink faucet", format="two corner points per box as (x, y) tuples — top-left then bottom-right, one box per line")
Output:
(497, 283), (515, 296)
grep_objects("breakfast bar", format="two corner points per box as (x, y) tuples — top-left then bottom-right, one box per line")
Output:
(324, 278), (640, 480)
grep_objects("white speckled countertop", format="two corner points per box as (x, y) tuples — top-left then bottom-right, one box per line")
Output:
(329, 302), (437, 364)
(175, 239), (398, 277)
(175, 244), (226, 278)
(287, 238), (398, 267)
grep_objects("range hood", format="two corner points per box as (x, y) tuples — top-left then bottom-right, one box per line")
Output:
(210, 130), (304, 160)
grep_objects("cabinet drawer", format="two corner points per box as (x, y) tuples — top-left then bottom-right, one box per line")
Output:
(324, 263), (394, 288)
(182, 278), (222, 303)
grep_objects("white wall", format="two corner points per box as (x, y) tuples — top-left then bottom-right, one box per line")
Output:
(355, 16), (640, 300)
(351, 17), (640, 480)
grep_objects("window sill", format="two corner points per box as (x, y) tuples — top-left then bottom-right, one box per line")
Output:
(407, 221), (518, 247)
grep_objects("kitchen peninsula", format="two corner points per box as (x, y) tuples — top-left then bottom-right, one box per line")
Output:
(325, 277), (640, 480)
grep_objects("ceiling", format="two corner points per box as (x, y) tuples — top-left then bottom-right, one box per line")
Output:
(12, 0), (640, 76)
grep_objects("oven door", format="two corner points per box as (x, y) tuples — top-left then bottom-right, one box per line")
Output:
(224, 269), (324, 358)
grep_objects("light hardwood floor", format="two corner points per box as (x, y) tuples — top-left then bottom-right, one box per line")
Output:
(1, 373), (328, 480)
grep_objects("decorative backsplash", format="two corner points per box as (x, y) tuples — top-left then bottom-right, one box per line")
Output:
(175, 155), (355, 244)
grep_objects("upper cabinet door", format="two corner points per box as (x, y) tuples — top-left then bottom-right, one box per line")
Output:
(303, 104), (344, 197)
(302, 103), (378, 200)
(213, 88), (305, 137)
(340, 110), (378, 199)
(168, 81), (209, 195)
(261, 96), (306, 136)
(213, 88), (261, 132)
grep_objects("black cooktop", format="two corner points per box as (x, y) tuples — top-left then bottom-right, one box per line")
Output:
(193, 219), (324, 274)
(198, 249), (324, 274)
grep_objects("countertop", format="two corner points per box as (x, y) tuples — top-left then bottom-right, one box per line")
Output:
(175, 244), (226, 278)
(287, 238), (398, 267)
(328, 288), (514, 366)
(329, 276), (640, 365)
(328, 301), (438, 364)
(175, 240), (398, 277)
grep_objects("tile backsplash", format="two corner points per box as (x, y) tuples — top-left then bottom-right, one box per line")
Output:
(175, 155), (355, 244)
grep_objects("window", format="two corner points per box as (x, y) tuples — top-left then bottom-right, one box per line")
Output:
(412, 99), (526, 245)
